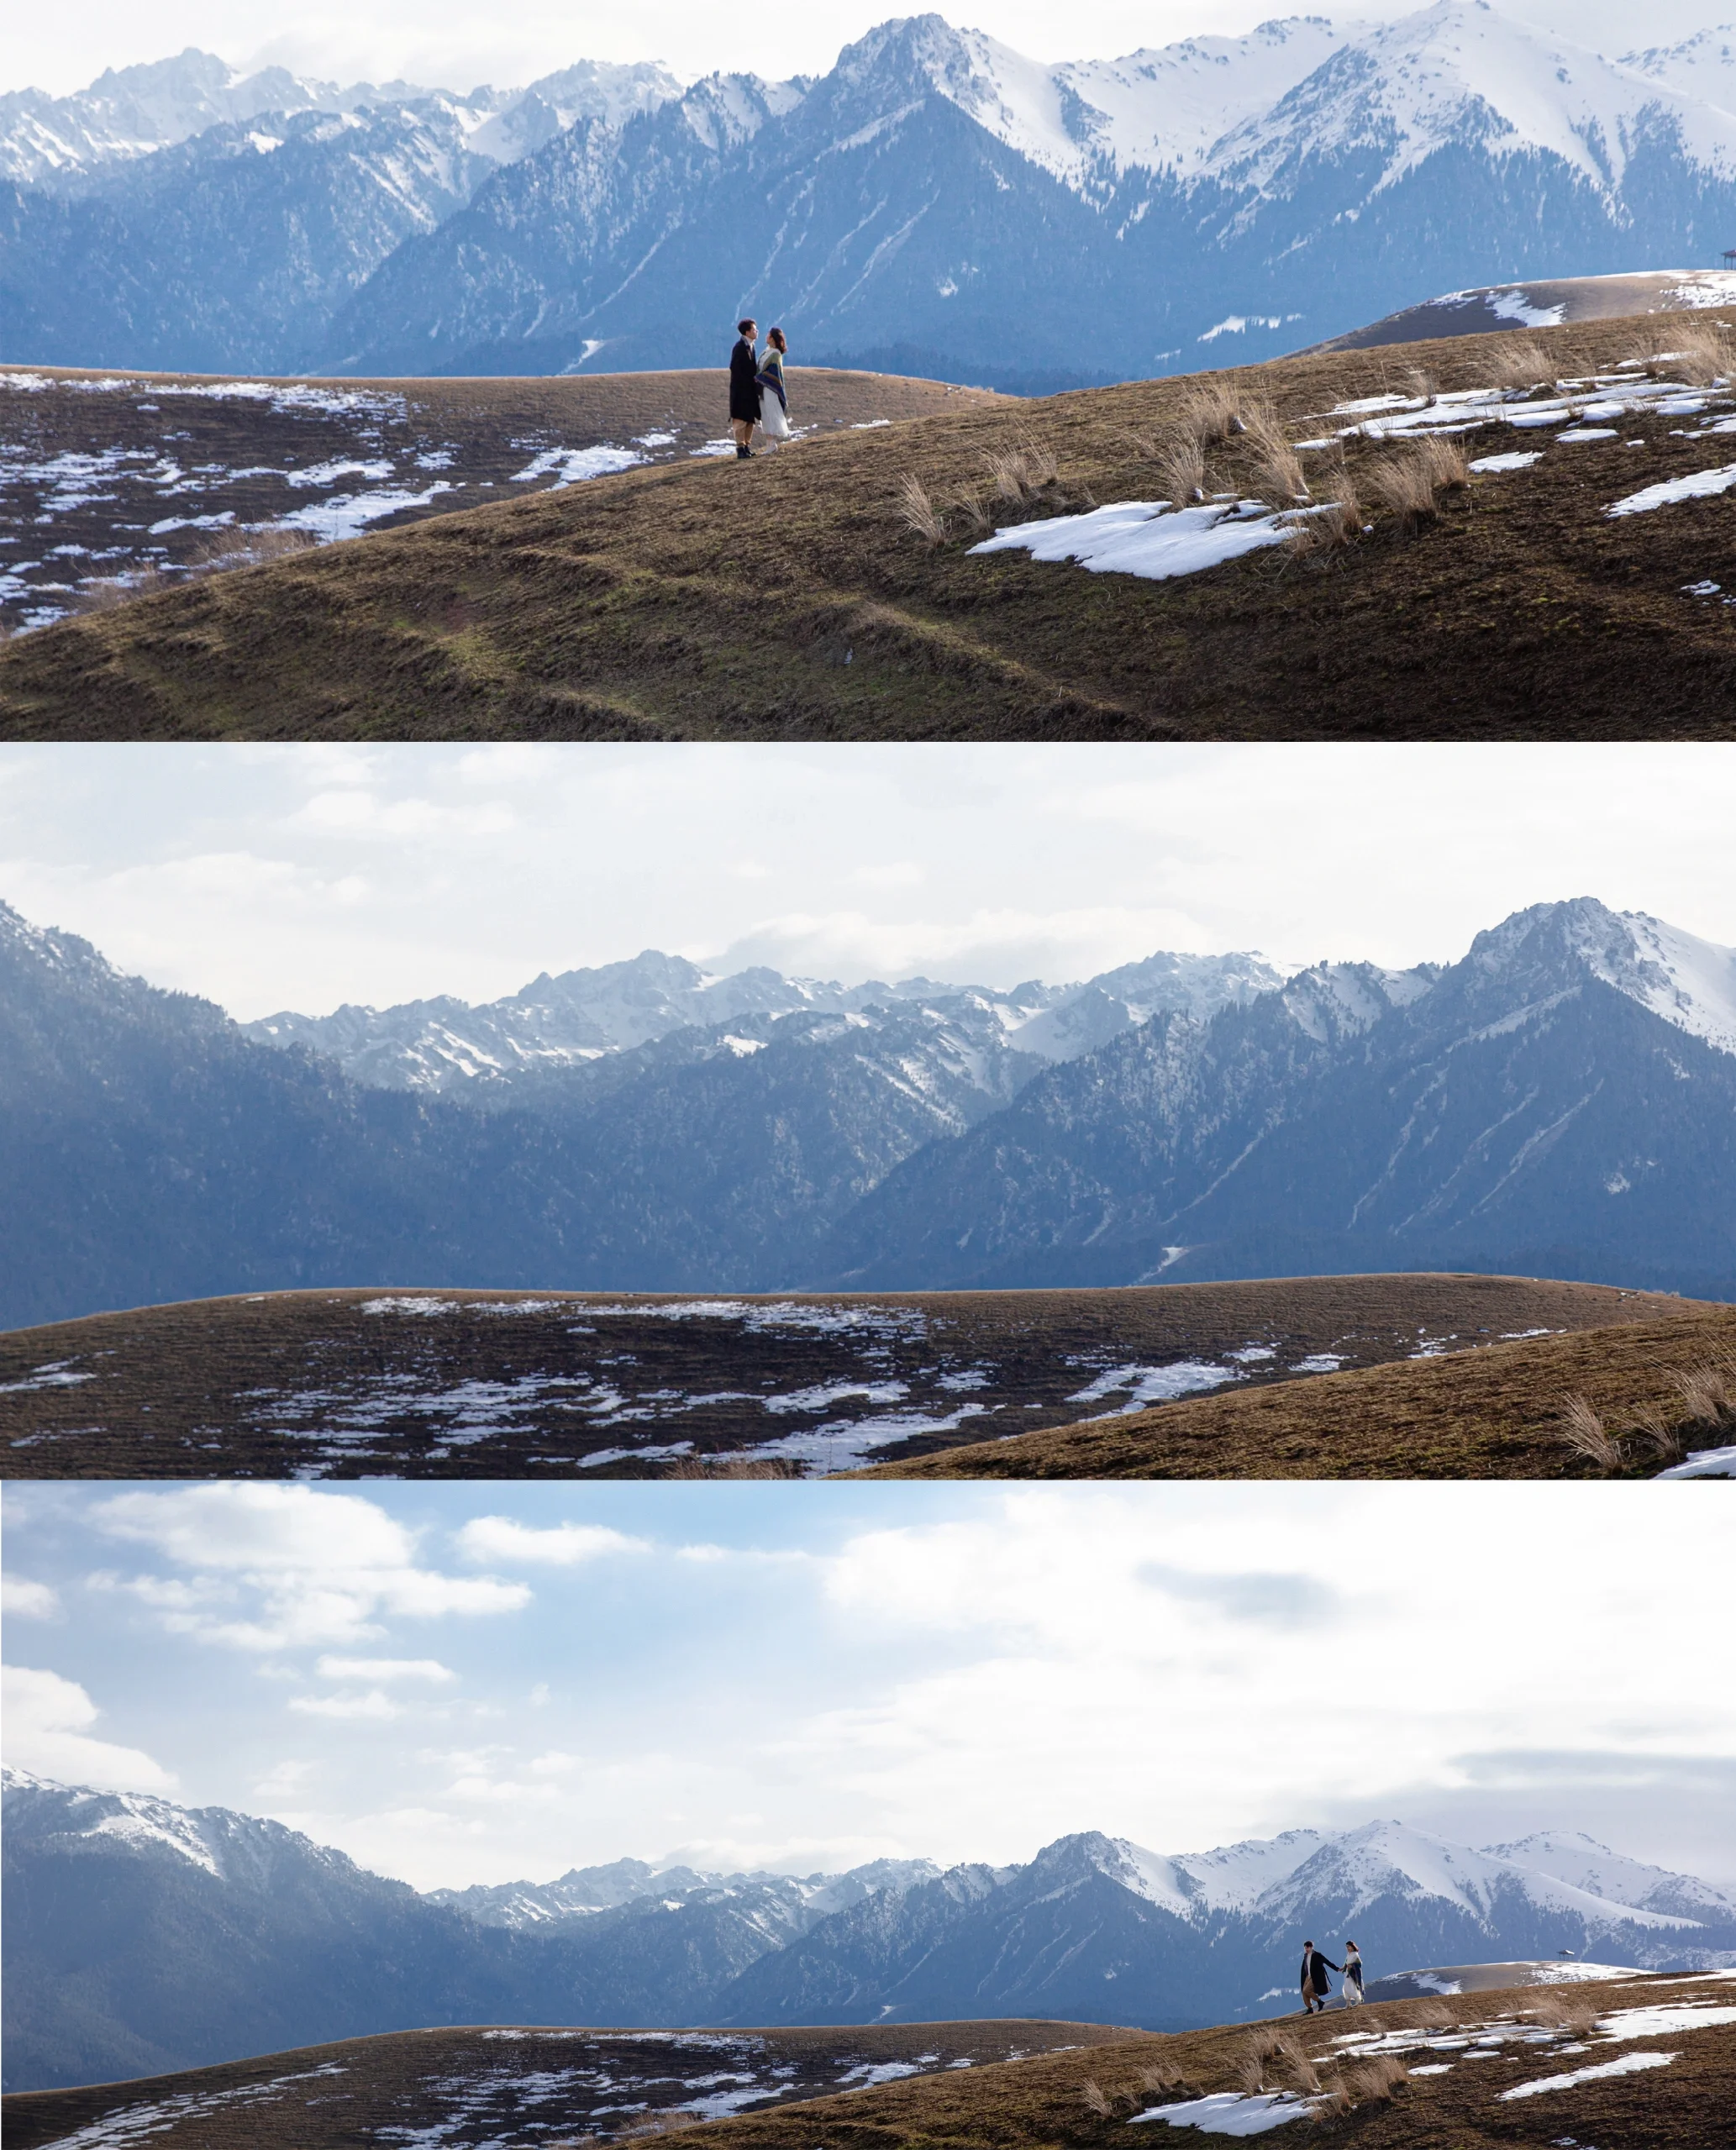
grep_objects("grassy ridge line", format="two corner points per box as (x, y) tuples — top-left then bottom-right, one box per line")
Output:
(844, 1306), (1736, 1479)
(3, 313), (1734, 739)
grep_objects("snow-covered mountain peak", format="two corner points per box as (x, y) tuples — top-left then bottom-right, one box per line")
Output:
(1213, 0), (1736, 199)
(1485, 1830), (1736, 1920)
(1279, 960), (1431, 1043)
(1462, 899), (1736, 1056)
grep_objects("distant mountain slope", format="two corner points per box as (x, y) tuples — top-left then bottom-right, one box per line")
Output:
(239, 948), (1282, 1096)
(817, 899), (1736, 1297)
(8, 8), (1736, 381)
(8, 1771), (1730, 2092)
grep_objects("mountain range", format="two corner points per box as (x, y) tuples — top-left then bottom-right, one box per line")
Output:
(3, 894), (1733, 1331)
(7, 1767), (1733, 2091)
(7, 7), (1736, 387)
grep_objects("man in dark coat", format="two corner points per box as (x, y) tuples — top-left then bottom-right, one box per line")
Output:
(729, 319), (761, 459)
(1301, 1941), (1342, 2012)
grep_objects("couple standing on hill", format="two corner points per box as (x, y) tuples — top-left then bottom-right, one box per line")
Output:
(729, 318), (792, 457)
(1302, 1939), (1365, 2011)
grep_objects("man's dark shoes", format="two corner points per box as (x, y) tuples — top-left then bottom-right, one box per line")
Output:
(736, 445), (753, 460)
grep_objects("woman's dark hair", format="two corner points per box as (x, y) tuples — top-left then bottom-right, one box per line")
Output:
(738, 318), (757, 335)
(768, 327), (787, 351)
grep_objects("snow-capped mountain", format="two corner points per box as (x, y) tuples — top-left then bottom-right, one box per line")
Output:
(0, 46), (680, 190)
(5, 895), (1734, 1328)
(818, 898), (1736, 1296)
(11, 1769), (1732, 2095)
(239, 948), (1284, 1096)
(10, 7), (1736, 381)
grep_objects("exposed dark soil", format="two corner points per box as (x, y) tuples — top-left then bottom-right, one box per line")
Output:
(1, 315), (1732, 739)
(5, 1974), (1728, 2150)
(856, 1303), (1736, 1479)
(0, 1275), (1709, 1478)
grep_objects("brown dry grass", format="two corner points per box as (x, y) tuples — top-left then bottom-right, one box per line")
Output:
(849, 1301), (1736, 1480)
(8, 312), (1733, 739)
(1661, 318), (1735, 386)
(2, 1275), (1709, 1478)
(1241, 401), (1308, 502)
(1480, 336), (1555, 389)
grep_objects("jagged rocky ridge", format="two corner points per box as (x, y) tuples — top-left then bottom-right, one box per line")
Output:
(7, 7), (1736, 384)
(3, 895), (1733, 1328)
(7, 1768), (1733, 2090)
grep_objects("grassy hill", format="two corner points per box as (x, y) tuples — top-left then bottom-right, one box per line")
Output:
(1, 1275), (1719, 1478)
(2, 312), (1733, 739)
(0, 362), (1000, 635)
(4, 1971), (1728, 2149)
(855, 1303), (1736, 1480)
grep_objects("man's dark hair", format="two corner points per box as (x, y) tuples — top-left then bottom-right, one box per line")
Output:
(738, 318), (757, 335)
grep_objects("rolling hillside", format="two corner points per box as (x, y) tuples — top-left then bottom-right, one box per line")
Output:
(4, 1970), (1732, 2147)
(3, 1275), (1698, 1479)
(3, 311), (1733, 736)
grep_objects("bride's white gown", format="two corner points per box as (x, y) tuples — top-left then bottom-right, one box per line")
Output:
(760, 370), (791, 441)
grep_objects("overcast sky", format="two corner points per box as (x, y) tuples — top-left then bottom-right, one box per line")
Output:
(5, 1480), (1733, 1891)
(8, 2), (1721, 104)
(3, 743), (1733, 1022)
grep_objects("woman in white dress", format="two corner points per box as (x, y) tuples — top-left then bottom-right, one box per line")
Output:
(755, 328), (792, 447)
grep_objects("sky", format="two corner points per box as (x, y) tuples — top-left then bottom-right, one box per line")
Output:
(6, 0), (1723, 103)
(5, 1480), (1733, 1892)
(2, 743), (1733, 1023)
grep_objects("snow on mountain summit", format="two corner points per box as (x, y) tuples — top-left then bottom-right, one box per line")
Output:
(1211, 0), (1736, 198)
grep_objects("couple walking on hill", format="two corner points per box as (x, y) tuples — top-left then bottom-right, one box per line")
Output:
(1302, 1939), (1365, 2012)
(729, 318), (792, 457)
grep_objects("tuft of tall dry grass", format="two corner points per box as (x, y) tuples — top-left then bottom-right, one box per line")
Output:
(1630, 1402), (1684, 1464)
(1285, 455), (1361, 557)
(1482, 335), (1555, 390)
(1406, 2000), (1455, 2030)
(1365, 449), (1441, 528)
(983, 439), (1060, 505)
(950, 489), (993, 538)
(1662, 319), (1735, 386)
(1672, 1354), (1736, 1430)
(1242, 402), (1308, 503)
(1555, 1393), (1626, 1469)
(1413, 433), (1470, 492)
(1175, 381), (1244, 448)
(1403, 365), (1439, 405)
(1138, 2060), (1191, 2095)
(665, 1455), (805, 1480)
(1078, 2077), (1112, 2116)
(1233, 2050), (1269, 2095)
(1155, 433), (1208, 506)
(1339, 2054), (1408, 2104)
(1528, 1990), (1601, 2036)
(1272, 2035), (1321, 2094)
(898, 473), (947, 544)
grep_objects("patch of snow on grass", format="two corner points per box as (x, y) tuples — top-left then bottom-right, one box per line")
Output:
(1500, 2050), (1676, 2099)
(837, 2061), (925, 2087)
(0, 1360), (93, 1394)
(360, 1296), (455, 1315)
(1129, 2090), (1314, 2134)
(1657, 1443), (1736, 1478)
(1556, 428), (1617, 442)
(281, 482), (455, 540)
(35, 2065), (348, 2147)
(746, 1401), (992, 1469)
(971, 500), (1296, 581)
(1068, 1361), (1240, 1411)
(1470, 450), (1543, 470)
(1597, 2002), (1736, 2037)
(765, 1380), (907, 1414)
(1291, 1353), (1347, 1373)
(286, 458), (395, 488)
(1607, 462), (1736, 515)
(509, 446), (646, 486)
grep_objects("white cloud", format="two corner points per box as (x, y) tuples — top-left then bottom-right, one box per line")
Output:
(1, 1576), (60, 1618)
(316, 1656), (457, 1683)
(455, 1517), (649, 1566)
(91, 1485), (529, 1649)
(1, 1664), (175, 1792)
(290, 1689), (403, 1721)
